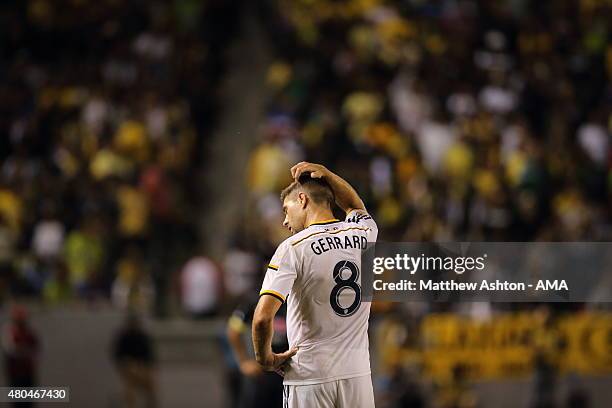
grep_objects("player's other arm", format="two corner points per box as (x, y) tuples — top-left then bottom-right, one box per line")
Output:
(291, 162), (365, 214)
(252, 295), (297, 375)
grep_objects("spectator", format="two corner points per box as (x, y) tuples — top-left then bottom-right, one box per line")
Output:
(0, 0), (231, 312)
(111, 246), (154, 312)
(226, 293), (287, 408)
(112, 314), (157, 408)
(1, 305), (39, 408)
(31, 202), (65, 263)
(0, 215), (16, 302)
(180, 256), (221, 318)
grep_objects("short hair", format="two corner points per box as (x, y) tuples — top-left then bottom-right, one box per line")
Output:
(280, 172), (335, 208)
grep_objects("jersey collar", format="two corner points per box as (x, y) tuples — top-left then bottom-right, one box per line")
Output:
(305, 218), (341, 228)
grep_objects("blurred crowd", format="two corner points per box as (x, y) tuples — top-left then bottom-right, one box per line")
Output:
(1, 0), (608, 313)
(0, 0), (244, 314)
(242, 0), (610, 253)
(0, 0), (610, 407)
(226, 1), (611, 407)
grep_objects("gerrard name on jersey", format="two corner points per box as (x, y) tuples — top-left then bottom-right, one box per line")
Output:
(310, 235), (368, 255)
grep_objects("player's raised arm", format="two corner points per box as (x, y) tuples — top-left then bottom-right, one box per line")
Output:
(290, 162), (365, 214)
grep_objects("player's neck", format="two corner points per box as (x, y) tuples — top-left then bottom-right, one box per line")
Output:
(304, 207), (337, 228)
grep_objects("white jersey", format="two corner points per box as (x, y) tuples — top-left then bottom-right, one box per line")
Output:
(260, 209), (378, 385)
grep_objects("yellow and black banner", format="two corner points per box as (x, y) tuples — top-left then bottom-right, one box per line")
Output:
(380, 311), (612, 382)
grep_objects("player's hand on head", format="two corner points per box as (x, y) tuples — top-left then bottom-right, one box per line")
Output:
(291, 162), (328, 181)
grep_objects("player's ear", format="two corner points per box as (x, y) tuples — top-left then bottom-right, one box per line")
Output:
(298, 192), (308, 209)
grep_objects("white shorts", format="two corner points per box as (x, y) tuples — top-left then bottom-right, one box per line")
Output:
(283, 375), (375, 408)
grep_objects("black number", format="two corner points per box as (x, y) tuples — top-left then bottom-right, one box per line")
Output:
(330, 260), (361, 316)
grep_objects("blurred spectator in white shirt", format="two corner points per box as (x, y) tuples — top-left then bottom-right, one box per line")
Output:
(180, 256), (221, 318)
(31, 203), (64, 262)
(223, 246), (260, 298)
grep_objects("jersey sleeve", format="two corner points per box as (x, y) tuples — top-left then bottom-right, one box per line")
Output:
(345, 209), (378, 242)
(259, 241), (298, 303)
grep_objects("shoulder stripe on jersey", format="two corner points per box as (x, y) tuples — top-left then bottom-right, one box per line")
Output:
(267, 264), (279, 271)
(291, 226), (370, 247)
(260, 289), (286, 303)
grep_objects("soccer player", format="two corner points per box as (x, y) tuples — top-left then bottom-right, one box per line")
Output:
(252, 162), (378, 407)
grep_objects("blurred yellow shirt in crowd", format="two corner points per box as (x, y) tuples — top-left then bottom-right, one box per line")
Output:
(90, 148), (133, 180)
(343, 91), (383, 141)
(377, 195), (402, 227)
(266, 62), (292, 89)
(246, 143), (293, 194)
(63, 231), (104, 286)
(505, 151), (528, 187)
(365, 122), (408, 158)
(473, 170), (500, 199)
(114, 120), (149, 162)
(443, 142), (473, 180)
(0, 189), (23, 232)
(343, 91), (383, 122)
(116, 185), (149, 237)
